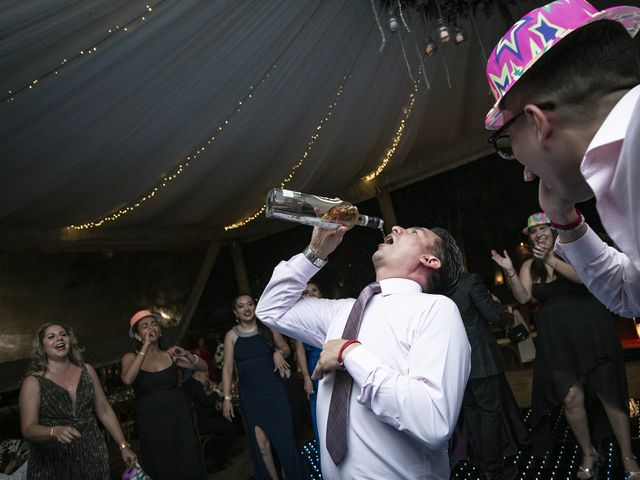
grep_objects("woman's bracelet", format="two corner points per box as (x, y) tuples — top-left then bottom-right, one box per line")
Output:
(190, 353), (199, 365)
(49, 426), (55, 437)
(137, 350), (145, 356)
(119, 441), (131, 450)
(507, 270), (517, 279)
(224, 395), (232, 401)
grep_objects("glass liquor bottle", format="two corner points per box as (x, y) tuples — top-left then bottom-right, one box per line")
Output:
(265, 188), (384, 230)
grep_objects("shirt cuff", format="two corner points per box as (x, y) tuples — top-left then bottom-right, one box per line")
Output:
(342, 344), (382, 386)
(555, 225), (603, 266)
(289, 252), (322, 277)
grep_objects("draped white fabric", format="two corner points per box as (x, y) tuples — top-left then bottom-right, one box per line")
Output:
(0, 0), (539, 245)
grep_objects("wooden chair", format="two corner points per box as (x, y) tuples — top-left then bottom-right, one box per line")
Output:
(188, 403), (218, 471)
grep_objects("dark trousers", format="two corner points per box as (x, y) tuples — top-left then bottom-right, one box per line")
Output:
(463, 374), (504, 475)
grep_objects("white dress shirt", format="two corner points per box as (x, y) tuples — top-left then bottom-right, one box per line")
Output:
(256, 253), (471, 479)
(556, 84), (640, 317)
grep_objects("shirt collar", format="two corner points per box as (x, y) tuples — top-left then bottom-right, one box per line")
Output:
(582, 84), (640, 177)
(379, 278), (423, 296)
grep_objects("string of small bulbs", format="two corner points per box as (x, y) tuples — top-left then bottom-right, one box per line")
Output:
(223, 77), (350, 231)
(67, 62), (279, 231)
(363, 75), (420, 181)
(2, 3), (161, 104)
(67, 2), (326, 231)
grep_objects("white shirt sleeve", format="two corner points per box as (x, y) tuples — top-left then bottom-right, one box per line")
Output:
(343, 298), (470, 450)
(555, 226), (640, 317)
(256, 253), (339, 348)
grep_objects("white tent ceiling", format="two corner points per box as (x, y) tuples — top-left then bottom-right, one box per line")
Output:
(0, 0), (548, 249)
(0, 0), (636, 389)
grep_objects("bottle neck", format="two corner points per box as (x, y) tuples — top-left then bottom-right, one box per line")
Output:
(356, 214), (384, 229)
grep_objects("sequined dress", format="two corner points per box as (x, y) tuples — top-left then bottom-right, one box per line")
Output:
(27, 366), (110, 480)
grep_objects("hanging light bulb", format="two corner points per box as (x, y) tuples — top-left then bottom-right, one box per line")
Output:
(424, 36), (437, 56)
(454, 27), (467, 44)
(435, 18), (450, 43)
(387, 7), (400, 33)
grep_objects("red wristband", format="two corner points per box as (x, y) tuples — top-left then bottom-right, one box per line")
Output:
(550, 209), (583, 230)
(338, 339), (361, 366)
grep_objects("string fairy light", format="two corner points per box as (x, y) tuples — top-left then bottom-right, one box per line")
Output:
(67, 63), (279, 230)
(223, 22), (374, 232)
(363, 74), (420, 181)
(2, 3), (163, 104)
(66, 2), (325, 231)
(223, 77), (349, 231)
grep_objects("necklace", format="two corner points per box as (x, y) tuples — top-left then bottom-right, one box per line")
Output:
(234, 325), (258, 337)
(237, 323), (257, 333)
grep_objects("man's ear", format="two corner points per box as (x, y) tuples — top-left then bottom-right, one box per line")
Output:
(420, 254), (441, 271)
(524, 103), (553, 144)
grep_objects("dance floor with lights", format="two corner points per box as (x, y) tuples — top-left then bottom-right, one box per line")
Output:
(298, 402), (640, 480)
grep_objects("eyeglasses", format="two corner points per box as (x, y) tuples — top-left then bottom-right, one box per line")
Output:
(487, 102), (555, 160)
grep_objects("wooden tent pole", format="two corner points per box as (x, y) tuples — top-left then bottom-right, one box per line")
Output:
(177, 240), (220, 340)
(376, 188), (397, 234)
(230, 240), (251, 294)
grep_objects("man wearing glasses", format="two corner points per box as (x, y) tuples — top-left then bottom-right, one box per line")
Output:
(485, 0), (640, 317)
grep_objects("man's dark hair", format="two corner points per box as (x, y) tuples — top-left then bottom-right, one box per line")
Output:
(505, 20), (640, 122)
(428, 227), (463, 296)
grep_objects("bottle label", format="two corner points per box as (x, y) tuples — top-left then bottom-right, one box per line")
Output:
(282, 189), (294, 197)
(312, 195), (343, 205)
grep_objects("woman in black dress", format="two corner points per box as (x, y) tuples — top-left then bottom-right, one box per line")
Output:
(19, 323), (136, 480)
(120, 309), (207, 480)
(222, 294), (304, 479)
(492, 213), (639, 479)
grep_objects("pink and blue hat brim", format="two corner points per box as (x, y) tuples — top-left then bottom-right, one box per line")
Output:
(485, 3), (640, 130)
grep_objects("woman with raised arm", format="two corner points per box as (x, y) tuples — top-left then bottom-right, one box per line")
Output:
(222, 294), (304, 480)
(19, 323), (136, 480)
(120, 310), (207, 480)
(492, 213), (638, 480)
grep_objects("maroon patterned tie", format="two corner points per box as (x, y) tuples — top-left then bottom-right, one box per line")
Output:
(326, 282), (381, 465)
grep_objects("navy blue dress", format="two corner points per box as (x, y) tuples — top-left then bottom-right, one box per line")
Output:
(234, 328), (304, 479)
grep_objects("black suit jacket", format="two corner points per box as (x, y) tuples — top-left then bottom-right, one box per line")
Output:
(450, 272), (504, 379)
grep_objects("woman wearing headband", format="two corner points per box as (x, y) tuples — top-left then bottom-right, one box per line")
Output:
(492, 213), (638, 479)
